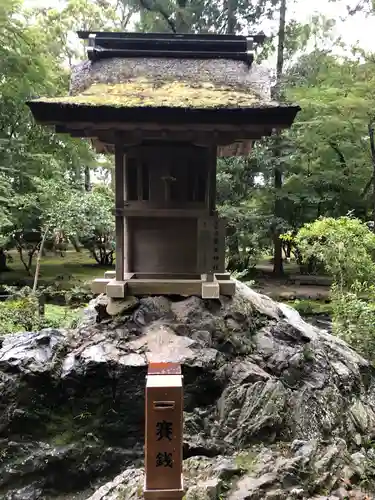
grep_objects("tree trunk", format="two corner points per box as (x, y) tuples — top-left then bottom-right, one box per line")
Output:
(176, 0), (189, 32)
(368, 122), (375, 232)
(84, 166), (91, 192)
(276, 0), (286, 84)
(33, 226), (49, 293)
(273, 167), (284, 276)
(0, 249), (9, 272)
(18, 248), (33, 276)
(272, 0), (287, 276)
(227, 0), (236, 34)
(71, 236), (82, 253)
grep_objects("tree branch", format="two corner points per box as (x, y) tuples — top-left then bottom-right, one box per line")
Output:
(139, 0), (177, 32)
(328, 141), (347, 171)
(361, 175), (373, 198)
(33, 225), (49, 293)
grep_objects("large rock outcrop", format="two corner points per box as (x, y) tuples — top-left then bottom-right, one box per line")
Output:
(1, 282), (375, 499)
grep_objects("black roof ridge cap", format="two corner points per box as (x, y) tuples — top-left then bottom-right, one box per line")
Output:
(78, 31), (266, 43)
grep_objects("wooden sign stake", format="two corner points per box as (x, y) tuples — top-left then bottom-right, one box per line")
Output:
(144, 363), (184, 500)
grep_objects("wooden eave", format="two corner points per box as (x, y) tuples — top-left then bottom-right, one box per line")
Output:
(27, 101), (300, 154)
(27, 101), (300, 129)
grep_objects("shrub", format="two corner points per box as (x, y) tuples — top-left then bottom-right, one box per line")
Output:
(295, 216), (375, 359)
(0, 286), (81, 334)
(331, 282), (375, 359)
(295, 216), (375, 290)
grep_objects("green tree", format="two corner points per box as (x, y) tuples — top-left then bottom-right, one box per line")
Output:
(28, 0), (135, 67)
(217, 154), (271, 273)
(295, 216), (375, 289)
(128, 0), (280, 34)
(295, 216), (375, 359)
(0, 0), (96, 272)
(285, 51), (375, 225)
(72, 185), (115, 266)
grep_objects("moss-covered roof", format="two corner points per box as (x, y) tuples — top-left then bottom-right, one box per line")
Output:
(34, 78), (276, 109)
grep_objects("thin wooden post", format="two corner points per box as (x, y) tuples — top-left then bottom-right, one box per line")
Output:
(205, 146), (218, 285)
(208, 145), (217, 216)
(115, 143), (125, 281)
(144, 363), (184, 500)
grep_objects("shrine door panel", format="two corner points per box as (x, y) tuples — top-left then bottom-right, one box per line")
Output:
(130, 217), (197, 274)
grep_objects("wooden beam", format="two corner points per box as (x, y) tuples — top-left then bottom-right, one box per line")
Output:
(52, 121), (276, 136)
(106, 279), (127, 298)
(128, 278), (235, 296)
(106, 274), (135, 298)
(91, 275), (235, 296)
(91, 278), (111, 294)
(128, 279), (202, 296)
(53, 121), (273, 131)
(104, 270), (116, 279)
(202, 280), (220, 299)
(214, 272), (231, 280)
(114, 208), (209, 218)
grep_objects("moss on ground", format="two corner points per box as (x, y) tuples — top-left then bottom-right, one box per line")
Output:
(1, 249), (113, 290)
(234, 451), (258, 472)
(34, 79), (268, 109)
(285, 299), (332, 316)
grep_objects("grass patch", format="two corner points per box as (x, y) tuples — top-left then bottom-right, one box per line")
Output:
(234, 451), (258, 472)
(1, 249), (113, 290)
(44, 304), (83, 329)
(285, 299), (332, 316)
(0, 302), (83, 334)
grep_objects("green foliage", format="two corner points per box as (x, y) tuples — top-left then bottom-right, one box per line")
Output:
(234, 451), (258, 472)
(295, 216), (375, 289)
(331, 282), (375, 358)
(0, 286), (81, 334)
(217, 155), (271, 272)
(28, 0), (135, 65)
(286, 299), (332, 316)
(74, 186), (115, 265)
(0, 0), (100, 278)
(0, 291), (40, 333)
(64, 284), (93, 306)
(129, 0), (280, 35)
(295, 216), (375, 358)
(284, 51), (375, 224)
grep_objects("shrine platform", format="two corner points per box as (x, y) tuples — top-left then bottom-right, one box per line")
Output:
(91, 272), (235, 299)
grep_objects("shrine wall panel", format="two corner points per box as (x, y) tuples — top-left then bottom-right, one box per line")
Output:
(130, 217), (197, 273)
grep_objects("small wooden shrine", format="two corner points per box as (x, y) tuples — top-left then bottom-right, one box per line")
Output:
(27, 32), (300, 299)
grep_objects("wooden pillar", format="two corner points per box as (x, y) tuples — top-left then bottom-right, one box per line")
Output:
(202, 145), (218, 287)
(123, 149), (132, 274)
(144, 363), (184, 500)
(208, 145), (217, 215)
(114, 143), (125, 282)
(114, 143), (133, 280)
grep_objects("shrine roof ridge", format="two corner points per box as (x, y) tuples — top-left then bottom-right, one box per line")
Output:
(77, 31), (266, 65)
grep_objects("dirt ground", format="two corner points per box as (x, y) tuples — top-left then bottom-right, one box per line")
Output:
(255, 282), (330, 300)
(251, 261), (331, 301)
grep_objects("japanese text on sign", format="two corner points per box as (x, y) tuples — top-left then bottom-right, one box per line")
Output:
(156, 421), (173, 467)
(156, 420), (173, 441)
(156, 452), (173, 468)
